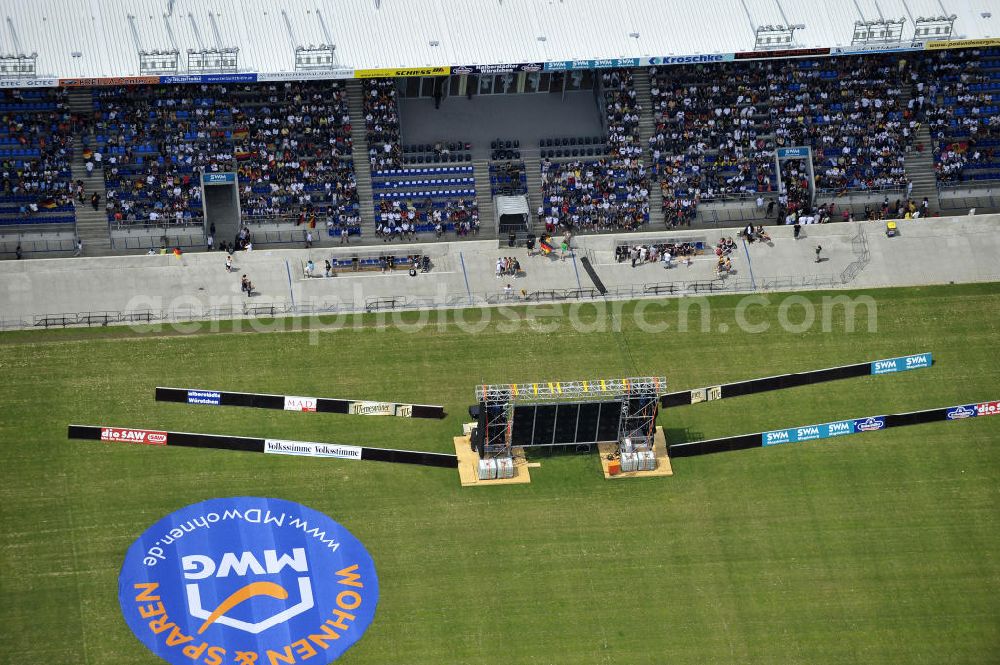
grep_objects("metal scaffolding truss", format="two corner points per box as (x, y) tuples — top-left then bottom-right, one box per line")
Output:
(476, 377), (668, 405)
(618, 392), (659, 451)
(482, 401), (514, 458)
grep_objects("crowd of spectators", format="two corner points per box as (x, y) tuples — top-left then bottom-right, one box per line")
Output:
(92, 81), (359, 231)
(540, 158), (649, 232)
(540, 69), (650, 232)
(648, 54), (917, 225)
(915, 48), (1000, 184)
(365, 79), (403, 171)
(603, 69), (644, 161)
(366, 78), (483, 236)
(779, 159), (812, 214)
(614, 240), (698, 268)
(93, 84), (221, 225)
(1, 88), (77, 215)
(10, 51), (995, 242)
(374, 197), (479, 240)
(495, 256), (521, 278)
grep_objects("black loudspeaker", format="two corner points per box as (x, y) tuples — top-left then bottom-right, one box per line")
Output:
(468, 404), (481, 420)
(553, 403), (579, 443)
(533, 405), (557, 445)
(597, 403), (621, 441)
(476, 401), (488, 446)
(511, 406), (535, 446)
(576, 402), (601, 443)
(470, 426), (483, 454)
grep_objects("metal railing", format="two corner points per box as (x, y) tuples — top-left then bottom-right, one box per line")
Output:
(110, 220), (203, 232)
(936, 184), (1000, 212)
(0, 237), (76, 255)
(815, 184), (905, 197)
(108, 229), (319, 250)
(937, 179), (1000, 193)
(109, 233), (206, 250)
(0, 274), (850, 331)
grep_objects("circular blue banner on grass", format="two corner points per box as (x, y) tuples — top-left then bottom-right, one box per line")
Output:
(119, 497), (378, 664)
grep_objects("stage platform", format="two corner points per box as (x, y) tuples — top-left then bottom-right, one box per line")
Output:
(453, 435), (533, 487)
(597, 427), (673, 480)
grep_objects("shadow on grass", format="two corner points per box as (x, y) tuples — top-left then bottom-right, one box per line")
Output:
(663, 427), (703, 445)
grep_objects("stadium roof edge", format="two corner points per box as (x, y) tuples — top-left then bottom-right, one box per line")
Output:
(0, 0), (997, 86)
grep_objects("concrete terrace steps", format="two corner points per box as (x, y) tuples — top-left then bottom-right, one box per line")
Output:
(631, 67), (663, 228)
(906, 124), (940, 213)
(471, 159), (495, 236)
(345, 79), (376, 237)
(68, 88), (115, 251)
(523, 154), (543, 232)
(896, 84), (939, 214)
(66, 89), (94, 115)
(69, 98), (114, 253)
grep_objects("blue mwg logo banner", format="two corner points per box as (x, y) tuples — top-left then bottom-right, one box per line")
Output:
(870, 352), (932, 375)
(119, 497), (378, 665)
(187, 390), (221, 405)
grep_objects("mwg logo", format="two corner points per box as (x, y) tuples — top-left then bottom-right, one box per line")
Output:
(182, 548), (315, 634)
(119, 498), (378, 665)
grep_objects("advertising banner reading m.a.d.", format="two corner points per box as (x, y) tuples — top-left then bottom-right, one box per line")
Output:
(118, 497), (378, 664)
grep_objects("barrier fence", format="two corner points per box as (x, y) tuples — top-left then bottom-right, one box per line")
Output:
(662, 353), (932, 407)
(155, 386), (446, 419)
(668, 398), (996, 458)
(67, 424), (458, 468)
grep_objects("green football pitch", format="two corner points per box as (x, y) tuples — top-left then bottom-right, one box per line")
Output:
(1, 283), (998, 664)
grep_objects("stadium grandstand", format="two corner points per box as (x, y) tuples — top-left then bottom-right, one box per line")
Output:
(0, 0), (997, 257)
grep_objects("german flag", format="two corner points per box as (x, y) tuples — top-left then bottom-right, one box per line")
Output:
(40, 198), (58, 209)
(173, 248), (182, 257)
(539, 238), (553, 255)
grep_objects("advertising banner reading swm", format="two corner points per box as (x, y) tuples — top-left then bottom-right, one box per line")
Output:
(119, 497), (378, 664)
(870, 352), (932, 375)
